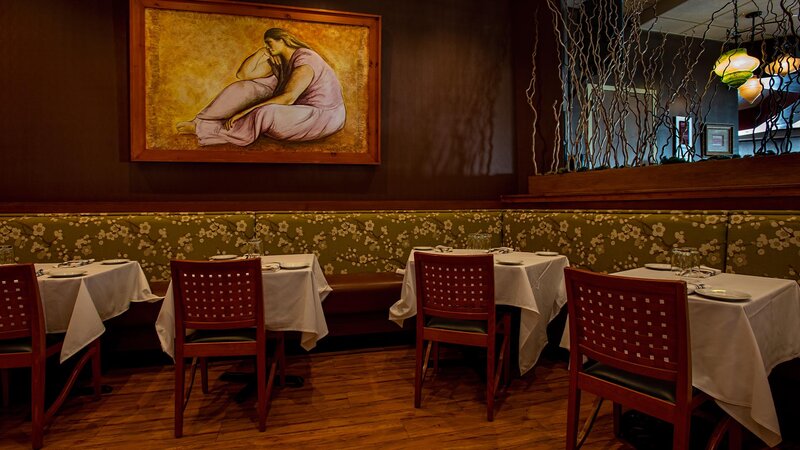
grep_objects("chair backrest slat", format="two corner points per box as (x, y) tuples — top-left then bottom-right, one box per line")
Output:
(171, 259), (263, 332)
(414, 252), (495, 321)
(0, 264), (45, 344)
(564, 267), (690, 383)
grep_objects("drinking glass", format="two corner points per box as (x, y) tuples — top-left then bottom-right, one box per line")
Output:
(467, 232), (492, 250)
(245, 238), (263, 258)
(0, 245), (14, 264)
(671, 247), (699, 276)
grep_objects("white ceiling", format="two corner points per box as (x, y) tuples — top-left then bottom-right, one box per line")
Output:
(640, 0), (800, 41)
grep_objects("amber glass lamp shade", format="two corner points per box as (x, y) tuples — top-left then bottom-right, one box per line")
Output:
(764, 54), (800, 76)
(713, 48), (761, 88)
(738, 76), (763, 104)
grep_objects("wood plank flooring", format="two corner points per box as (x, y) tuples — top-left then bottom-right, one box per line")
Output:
(0, 346), (787, 449)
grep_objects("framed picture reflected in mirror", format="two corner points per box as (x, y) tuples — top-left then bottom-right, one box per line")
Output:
(702, 124), (734, 156)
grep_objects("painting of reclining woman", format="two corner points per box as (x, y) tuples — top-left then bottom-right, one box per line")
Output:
(129, 0), (380, 164)
(176, 28), (346, 147)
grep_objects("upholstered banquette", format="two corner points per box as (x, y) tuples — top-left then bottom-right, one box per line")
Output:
(0, 210), (797, 353)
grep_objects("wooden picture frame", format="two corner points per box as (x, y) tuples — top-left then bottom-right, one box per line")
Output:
(702, 124), (734, 156)
(129, 0), (381, 164)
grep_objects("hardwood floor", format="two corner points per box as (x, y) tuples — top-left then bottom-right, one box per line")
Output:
(0, 346), (789, 449)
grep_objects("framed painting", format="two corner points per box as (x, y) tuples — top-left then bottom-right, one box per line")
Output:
(673, 115), (693, 159)
(129, 0), (381, 164)
(702, 124), (734, 156)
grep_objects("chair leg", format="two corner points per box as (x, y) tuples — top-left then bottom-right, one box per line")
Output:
(174, 357), (185, 438)
(565, 380), (581, 450)
(503, 320), (511, 387)
(704, 416), (742, 450)
(673, 412), (692, 450)
(433, 342), (439, 373)
(486, 339), (495, 422)
(577, 396), (604, 448)
(612, 402), (622, 437)
(727, 420), (742, 450)
(1, 368), (9, 407)
(256, 347), (267, 432)
(264, 355), (278, 423)
(277, 333), (286, 387)
(31, 359), (45, 450)
(200, 358), (209, 394)
(414, 335), (425, 408)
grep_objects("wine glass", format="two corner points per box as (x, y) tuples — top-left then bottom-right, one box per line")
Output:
(245, 238), (263, 259)
(0, 245), (13, 265)
(672, 247), (699, 276)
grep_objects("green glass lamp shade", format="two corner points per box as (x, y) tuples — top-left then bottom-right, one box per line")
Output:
(713, 48), (760, 88)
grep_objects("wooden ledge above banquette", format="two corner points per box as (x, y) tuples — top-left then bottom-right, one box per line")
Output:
(503, 152), (800, 210)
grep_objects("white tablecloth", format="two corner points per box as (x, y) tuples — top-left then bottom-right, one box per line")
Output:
(562, 268), (800, 447)
(389, 250), (569, 375)
(36, 261), (158, 362)
(156, 254), (331, 359)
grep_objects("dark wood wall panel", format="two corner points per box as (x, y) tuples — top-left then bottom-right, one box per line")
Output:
(0, 0), (516, 205)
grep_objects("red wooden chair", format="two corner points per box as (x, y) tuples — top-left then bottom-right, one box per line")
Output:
(170, 258), (284, 438)
(413, 252), (511, 421)
(563, 267), (739, 450)
(0, 263), (101, 449)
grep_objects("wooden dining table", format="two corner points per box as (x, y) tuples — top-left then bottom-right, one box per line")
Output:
(35, 260), (158, 362)
(389, 249), (570, 375)
(155, 254), (331, 359)
(561, 267), (800, 447)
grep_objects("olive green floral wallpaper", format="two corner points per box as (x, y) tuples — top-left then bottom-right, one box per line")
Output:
(503, 210), (729, 274)
(0, 210), (797, 282)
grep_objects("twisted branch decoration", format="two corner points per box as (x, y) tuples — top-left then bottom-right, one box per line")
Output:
(531, 0), (799, 173)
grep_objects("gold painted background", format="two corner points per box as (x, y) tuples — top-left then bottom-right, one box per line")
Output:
(144, 8), (369, 153)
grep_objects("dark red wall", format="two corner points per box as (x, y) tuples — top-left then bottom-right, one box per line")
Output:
(0, 0), (516, 204)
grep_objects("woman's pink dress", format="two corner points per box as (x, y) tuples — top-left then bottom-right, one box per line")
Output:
(193, 48), (346, 146)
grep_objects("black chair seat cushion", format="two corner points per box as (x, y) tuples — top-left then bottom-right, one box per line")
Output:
(426, 317), (488, 334)
(584, 362), (690, 403)
(185, 329), (257, 344)
(0, 334), (65, 354)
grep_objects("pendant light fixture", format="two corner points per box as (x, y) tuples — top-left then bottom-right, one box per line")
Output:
(764, 54), (800, 76)
(737, 76), (763, 103)
(713, 4), (760, 88)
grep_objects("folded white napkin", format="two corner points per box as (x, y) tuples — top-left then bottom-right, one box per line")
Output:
(435, 245), (453, 253)
(487, 247), (514, 254)
(261, 262), (280, 272)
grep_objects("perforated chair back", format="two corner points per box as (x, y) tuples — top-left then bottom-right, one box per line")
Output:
(414, 252), (496, 322)
(170, 258), (264, 332)
(0, 263), (101, 449)
(412, 252), (510, 421)
(564, 267), (690, 384)
(562, 268), (725, 450)
(0, 264), (45, 345)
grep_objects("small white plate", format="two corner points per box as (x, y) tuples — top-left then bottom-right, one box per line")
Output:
(101, 259), (130, 265)
(209, 254), (238, 261)
(413, 246), (435, 251)
(695, 288), (751, 302)
(49, 269), (87, 278)
(644, 263), (673, 271)
(280, 262), (310, 270)
(535, 251), (559, 256)
(496, 259), (524, 266)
